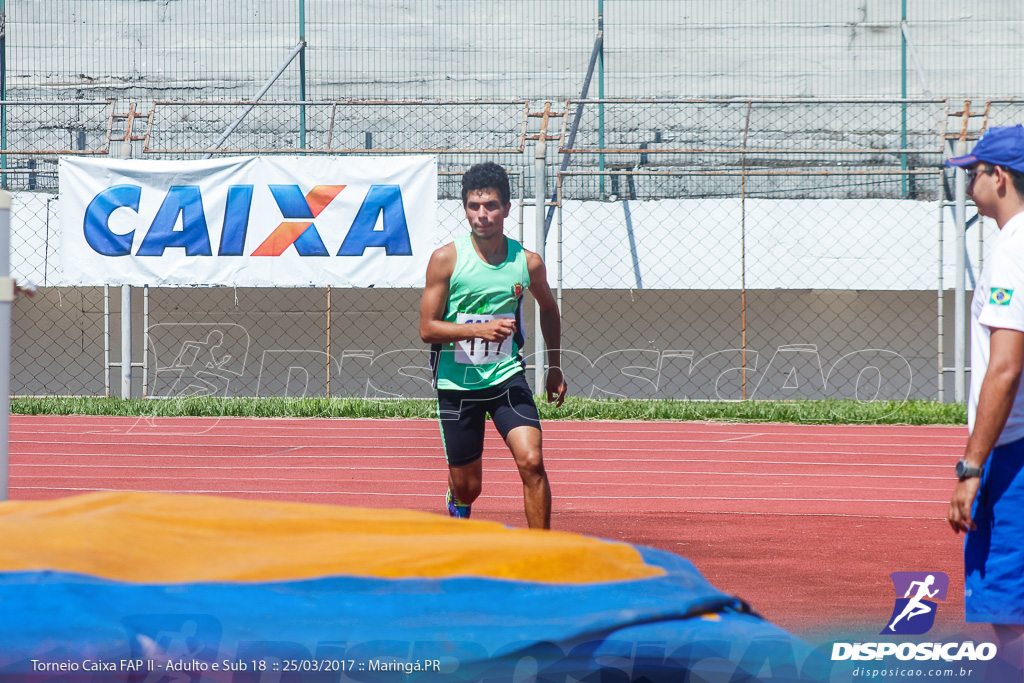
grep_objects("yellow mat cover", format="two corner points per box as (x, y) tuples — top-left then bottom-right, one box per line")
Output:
(0, 491), (663, 584)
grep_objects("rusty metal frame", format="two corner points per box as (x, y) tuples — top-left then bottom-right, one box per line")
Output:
(557, 169), (943, 177)
(558, 98), (949, 156)
(526, 101), (565, 142)
(516, 101), (531, 154)
(562, 146), (944, 155)
(142, 100), (531, 155)
(967, 99), (1024, 139)
(0, 100), (114, 155)
(557, 100), (572, 147)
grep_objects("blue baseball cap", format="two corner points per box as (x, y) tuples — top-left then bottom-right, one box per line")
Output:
(946, 124), (1024, 174)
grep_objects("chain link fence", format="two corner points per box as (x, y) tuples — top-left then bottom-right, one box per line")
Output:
(2, 97), (989, 403)
(553, 99), (947, 404)
(9, 2), (1024, 101)
(938, 100), (1024, 402)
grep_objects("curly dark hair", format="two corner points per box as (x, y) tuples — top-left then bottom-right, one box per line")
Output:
(461, 162), (511, 206)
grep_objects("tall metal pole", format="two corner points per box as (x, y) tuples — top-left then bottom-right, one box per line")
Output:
(597, 0), (605, 196)
(937, 200), (944, 403)
(1, 0), (7, 191)
(545, 27), (603, 238)
(326, 285), (331, 398)
(120, 142), (132, 399)
(0, 189), (11, 500)
(103, 285), (110, 397)
(954, 139), (967, 402)
(534, 138), (547, 392)
(900, 0), (908, 198)
(298, 0), (307, 153)
(741, 102), (751, 400)
(204, 41), (305, 159)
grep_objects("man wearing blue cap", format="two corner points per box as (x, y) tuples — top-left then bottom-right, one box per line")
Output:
(946, 125), (1024, 670)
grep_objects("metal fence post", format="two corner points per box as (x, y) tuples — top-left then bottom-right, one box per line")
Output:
(120, 141), (132, 399)
(0, 0), (6, 191)
(954, 139), (967, 402)
(597, 0), (606, 197)
(298, 0), (307, 152)
(534, 137), (547, 392)
(0, 189), (11, 501)
(900, 0), (908, 198)
(937, 198), (945, 403)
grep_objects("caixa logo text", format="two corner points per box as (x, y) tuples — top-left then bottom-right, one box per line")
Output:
(83, 184), (412, 257)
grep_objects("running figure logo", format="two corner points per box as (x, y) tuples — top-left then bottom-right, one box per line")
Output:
(882, 571), (949, 635)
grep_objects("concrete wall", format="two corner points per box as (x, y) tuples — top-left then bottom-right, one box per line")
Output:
(7, 1), (1024, 101)
(13, 286), (942, 401)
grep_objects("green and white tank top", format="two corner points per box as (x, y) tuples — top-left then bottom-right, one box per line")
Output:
(431, 233), (530, 391)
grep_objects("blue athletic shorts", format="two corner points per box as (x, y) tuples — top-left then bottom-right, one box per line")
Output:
(436, 372), (541, 467)
(964, 436), (1024, 624)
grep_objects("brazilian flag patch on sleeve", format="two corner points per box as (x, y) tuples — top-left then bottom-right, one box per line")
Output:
(990, 288), (1014, 305)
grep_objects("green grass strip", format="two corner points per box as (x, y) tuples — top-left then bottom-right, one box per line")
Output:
(11, 396), (967, 425)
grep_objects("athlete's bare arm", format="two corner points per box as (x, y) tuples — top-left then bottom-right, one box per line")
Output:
(419, 243), (516, 345)
(526, 250), (568, 406)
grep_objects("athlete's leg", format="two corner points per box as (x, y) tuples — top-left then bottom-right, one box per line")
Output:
(504, 425), (551, 529)
(437, 388), (487, 517)
(448, 458), (483, 505)
(490, 374), (549, 529)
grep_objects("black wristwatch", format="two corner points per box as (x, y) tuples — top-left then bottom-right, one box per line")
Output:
(956, 459), (984, 481)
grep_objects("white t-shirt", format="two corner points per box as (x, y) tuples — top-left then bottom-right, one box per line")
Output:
(968, 211), (1024, 445)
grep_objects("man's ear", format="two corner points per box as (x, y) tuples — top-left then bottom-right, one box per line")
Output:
(995, 166), (1012, 195)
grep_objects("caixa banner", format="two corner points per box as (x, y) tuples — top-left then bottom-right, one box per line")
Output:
(59, 156), (437, 287)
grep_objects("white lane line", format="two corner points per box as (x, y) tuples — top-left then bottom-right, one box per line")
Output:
(7, 485), (946, 504)
(717, 433), (765, 442)
(266, 446), (304, 456)
(8, 419), (959, 432)
(9, 473), (945, 493)
(8, 451), (956, 469)
(9, 434), (966, 449)
(10, 413), (961, 422)
(8, 462), (950, 479)
(9, 441), (964, 459)
(605, 509), (946, 520)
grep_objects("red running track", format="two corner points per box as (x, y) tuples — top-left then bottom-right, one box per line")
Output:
(9, 416), (973, 636)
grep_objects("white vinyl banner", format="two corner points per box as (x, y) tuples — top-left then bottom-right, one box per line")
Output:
(59, 156), (437, 287)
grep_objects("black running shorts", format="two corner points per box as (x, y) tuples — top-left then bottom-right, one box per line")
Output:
(436, 372), (541, 467)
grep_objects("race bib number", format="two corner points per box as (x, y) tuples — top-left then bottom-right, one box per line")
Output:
(454, 312), (515, 365)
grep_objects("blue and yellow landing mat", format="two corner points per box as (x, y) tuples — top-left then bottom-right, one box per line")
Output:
(0, 492), (832, 682)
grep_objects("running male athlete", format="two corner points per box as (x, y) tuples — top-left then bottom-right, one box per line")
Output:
(419, 162), (567, 529)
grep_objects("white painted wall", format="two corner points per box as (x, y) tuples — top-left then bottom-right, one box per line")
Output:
(7, 1), (1024, 101)
(19, 194), (968, 292)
